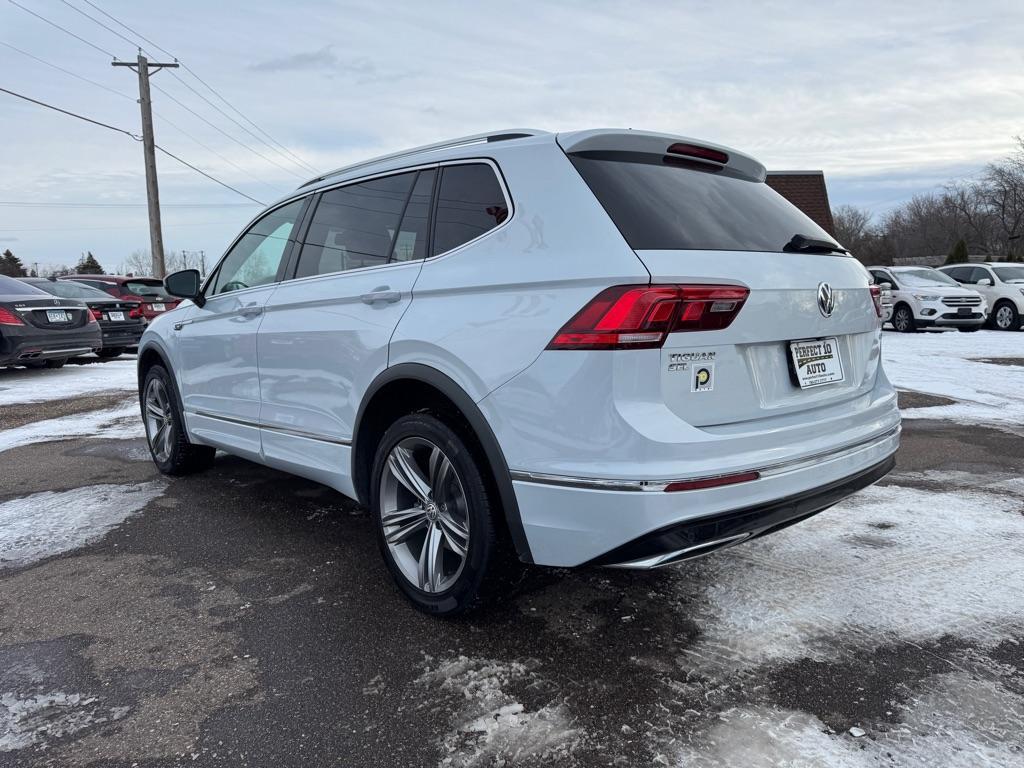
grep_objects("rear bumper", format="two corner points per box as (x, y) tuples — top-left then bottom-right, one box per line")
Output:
(100, 322), (145, 348)
(0, 326), (101, 366)
(916, 313), (986, 328)
(509, 423), (900, 567)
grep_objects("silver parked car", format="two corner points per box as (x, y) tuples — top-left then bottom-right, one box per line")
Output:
(139, 129), (901, 614)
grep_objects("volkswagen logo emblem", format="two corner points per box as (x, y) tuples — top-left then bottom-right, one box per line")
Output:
(817, 282), (835, 318)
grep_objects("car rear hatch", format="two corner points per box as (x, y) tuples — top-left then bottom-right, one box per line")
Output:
(557, 130), (881, 429)
(12, 297), (91, 331)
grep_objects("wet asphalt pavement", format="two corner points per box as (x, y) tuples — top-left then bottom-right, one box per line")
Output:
(1, 367), (1023, 766)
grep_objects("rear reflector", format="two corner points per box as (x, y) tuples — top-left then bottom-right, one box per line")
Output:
(0, 307), (24, 325)
(666, 142), (729, 165)
(547, 284), (749, 350)
(664, 471), (760, 492)
(869, 285), (883, 319)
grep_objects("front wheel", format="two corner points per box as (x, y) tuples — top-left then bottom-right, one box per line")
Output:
(370, 413), (509, 616)
(992, 302), (1020, 331)
(892, 305), (917, 333)
(142, 364), (216, 475)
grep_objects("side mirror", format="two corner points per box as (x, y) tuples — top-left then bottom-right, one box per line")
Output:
(977, 277), (993, 287)
(164, 269), (205, 307)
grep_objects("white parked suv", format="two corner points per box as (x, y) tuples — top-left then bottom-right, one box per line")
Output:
(938, 262), (1024, 331)
(139, 129), (901, 614)
(868, 266), (988, 332)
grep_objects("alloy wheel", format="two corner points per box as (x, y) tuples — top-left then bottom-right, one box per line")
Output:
(379, 437), (471, 593)
(144, 378), (175, 463)
(894, 308), (911, 331)
(995, 305), (1014, 330)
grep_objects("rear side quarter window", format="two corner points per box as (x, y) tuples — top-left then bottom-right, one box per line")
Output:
(432, 163), (509, 256)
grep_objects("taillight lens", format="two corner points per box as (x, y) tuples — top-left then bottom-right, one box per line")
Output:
(547, 284), (749, 350)
(870, 285), (883, 319)
(129, 306), (142, 319)
(90, 308), (103, 322)
(0, 307), (24, 325)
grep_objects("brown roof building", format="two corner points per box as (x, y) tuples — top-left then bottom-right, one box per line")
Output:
(766, 171), (836, 237)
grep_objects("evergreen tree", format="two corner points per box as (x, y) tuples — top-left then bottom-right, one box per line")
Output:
(0, 248), (27, 277)
(944, 238), (969, 265)
(75, 251), (105, 274)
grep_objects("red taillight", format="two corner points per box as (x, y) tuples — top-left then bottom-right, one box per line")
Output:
(128, 306), (142, 319)
(0, 307), (24, 325)
(90, 308), (103, 322)
(664, 471), (761, 493)
(869, 285), (883, 319)
(547, 284), (749, 350)
(666, 142), (729, 165)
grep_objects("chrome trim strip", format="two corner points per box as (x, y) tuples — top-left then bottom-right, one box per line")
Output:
(607, 533), (753, 569)
(509, 424), (901, 492)
(15, 305), (87, 312)
(187, 409), (352, 446)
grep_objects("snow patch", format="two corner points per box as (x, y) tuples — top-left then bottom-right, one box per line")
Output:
(417, 656), (580, 767)
(0, 690), (128, 752)
(0, 482), (165, 568)
(0, 398), (143, 453)
(676, 477), (1024, 671)
(881, 330), (1024, 433)
(0, 359), (137, 405)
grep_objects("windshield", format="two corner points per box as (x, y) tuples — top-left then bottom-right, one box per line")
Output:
(994, 266), (1024, 283)
(0, 275), (49, 296)
(895, 268), (960, 288)
(569, 151), (842, 253)
(124, 280), (166, 296)
(29, 280), (113, 299)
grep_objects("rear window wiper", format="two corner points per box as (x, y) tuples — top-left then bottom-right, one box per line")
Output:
(783, 234), (848, 255)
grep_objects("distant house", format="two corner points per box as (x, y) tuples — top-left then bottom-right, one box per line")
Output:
(766, 171), (836, 237)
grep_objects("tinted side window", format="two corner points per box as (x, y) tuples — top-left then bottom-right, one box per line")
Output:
(210, 199), (305, 295)
(433, 164), (509, 255)
(869, 270), (888, 284)
(296, 172), (415, 278)
(967, 267), (989, 284)
(391, 170), (436, 262)
(944, 267), (970, 283)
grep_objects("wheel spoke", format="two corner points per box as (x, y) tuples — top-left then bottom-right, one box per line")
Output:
(418, 523), (444, 592)
(436, 512), (469, 557)
(384, 509), (428, 545)
(429, 448), (453, 497)
(389, 447), (431, 503)
(146, 401), (165, 420)
(152, 422), (166, 449)
(161, 421), (173, 456)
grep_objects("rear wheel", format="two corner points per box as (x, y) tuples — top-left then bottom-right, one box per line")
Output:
(992, 301), (1020, 331)
(97, 347), (125, 359)
(370, 413), (509, 616)
(142, 364), (216, 475)
(892, 304), (917, 333)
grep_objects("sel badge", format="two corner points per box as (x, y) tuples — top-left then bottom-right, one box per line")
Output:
(692, 363), (715, 392)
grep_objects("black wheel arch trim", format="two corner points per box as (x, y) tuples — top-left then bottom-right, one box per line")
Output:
(354, 363), (533, 564)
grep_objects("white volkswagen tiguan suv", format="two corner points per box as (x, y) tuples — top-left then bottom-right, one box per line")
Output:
(139, 129), (901, 615)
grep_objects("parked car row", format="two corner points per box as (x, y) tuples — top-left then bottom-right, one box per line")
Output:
(0, 273), (176, 368)
(869, 262), (1024, 332)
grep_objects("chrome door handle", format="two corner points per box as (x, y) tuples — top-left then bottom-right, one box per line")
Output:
(360, 289), (401, 305)
(237, 305), (264, 317)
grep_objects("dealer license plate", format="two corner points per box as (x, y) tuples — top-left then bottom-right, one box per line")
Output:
(108, 311), (125, 321)
(789, 337), (844, 389)
(46, 309), (69, 323)
(151, 303), (166, 312)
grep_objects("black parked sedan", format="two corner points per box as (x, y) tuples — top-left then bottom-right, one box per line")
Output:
(22, 277), (144, 359)
(0, 275), (101, 369)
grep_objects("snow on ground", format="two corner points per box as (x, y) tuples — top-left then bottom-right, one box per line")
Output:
(674, 471), (1024, 672)
(0, 691), (129, 752)
(0, 482), (164, 569)
(0, 359), (137, 406)
(881, 330), (1024, 433)
(670, 670), (1024, 768)
(0, 398), (143, 454)
(417, 656), (581, 767)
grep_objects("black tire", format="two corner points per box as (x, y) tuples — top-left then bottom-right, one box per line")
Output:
(992, 301), (1020, 332)
(141, 364), (216, 475)
(96, 347), (125, 359)
(892, 304), (917, 333)
(370, 412), (512, 616)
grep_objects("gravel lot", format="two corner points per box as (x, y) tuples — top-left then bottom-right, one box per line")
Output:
(1, 334), (1022, 767)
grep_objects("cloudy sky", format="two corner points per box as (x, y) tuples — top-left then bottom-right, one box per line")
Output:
(1, 0), (1022, 272)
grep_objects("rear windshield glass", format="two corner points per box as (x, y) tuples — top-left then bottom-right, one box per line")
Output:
(28, 280), (112, 299)
(0, 275), (48, 295)
(569, 152), (841, 253)
(124, 280), (165, 296)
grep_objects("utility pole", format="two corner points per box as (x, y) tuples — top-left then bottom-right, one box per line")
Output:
(113, 53), (179, 278)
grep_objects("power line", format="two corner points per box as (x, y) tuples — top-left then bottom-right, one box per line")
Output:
(56, 0), (137, 51)
(0, 86), (265, 205)
(0, 201), (257, 208)
(77, 0), (315, 174)
(0, 40), (132, 100)
(5, 0), (116, 58)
